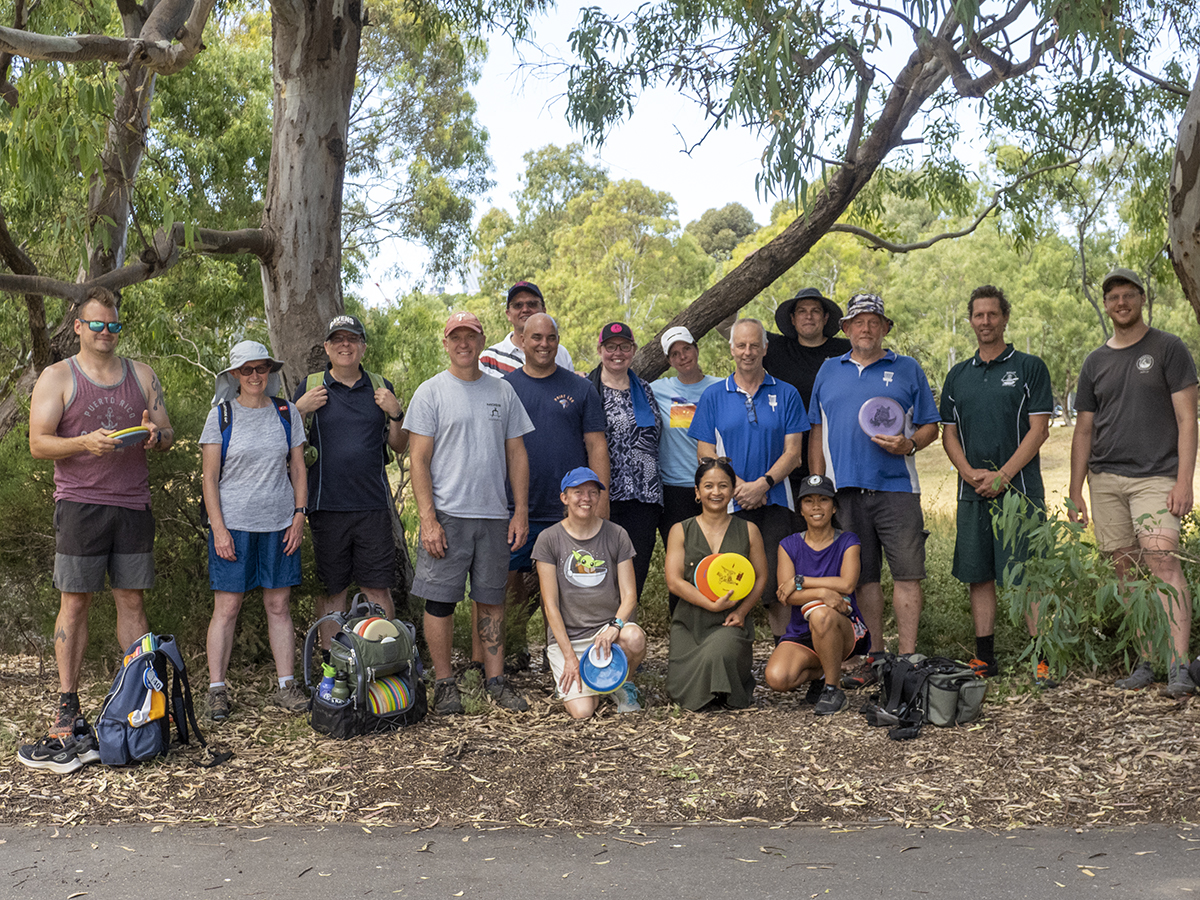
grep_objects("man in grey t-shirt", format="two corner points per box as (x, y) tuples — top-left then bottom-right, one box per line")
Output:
(404, 311), (535, 715)
(1070, 268), (1198, 696)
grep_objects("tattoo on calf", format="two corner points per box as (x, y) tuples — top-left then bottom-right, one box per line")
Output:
(477, 609), (504, 657)
(54, 626), (67, 645)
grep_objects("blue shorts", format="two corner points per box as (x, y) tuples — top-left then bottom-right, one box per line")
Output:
(208, 528), (301, 593)
(509, 519), (557, 572)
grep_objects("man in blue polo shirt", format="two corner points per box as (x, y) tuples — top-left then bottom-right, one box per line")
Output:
(808, 294), (939, 681)
(294, 314), (408, 639)
(689, 318), (806, 637)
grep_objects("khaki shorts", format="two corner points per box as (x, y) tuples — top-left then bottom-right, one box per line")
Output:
(1088, 472), (1180, 552)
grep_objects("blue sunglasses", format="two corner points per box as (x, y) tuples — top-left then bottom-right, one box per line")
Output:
(80, 320), (123, 334)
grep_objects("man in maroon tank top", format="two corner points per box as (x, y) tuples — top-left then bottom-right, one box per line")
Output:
(28, 287), (174, 742)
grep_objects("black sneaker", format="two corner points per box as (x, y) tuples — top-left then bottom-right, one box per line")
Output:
(71, 717), (100, 766)
(1115, 661), (1154, 690)
(813, 685), (848, 716)
(804, 678), (826, 705)
(17, 736), (83, 774)
(433, 678), (464, 715)
(486, 675), (529, 712)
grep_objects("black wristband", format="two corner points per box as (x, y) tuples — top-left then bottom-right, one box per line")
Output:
(763, 474), (776, 488)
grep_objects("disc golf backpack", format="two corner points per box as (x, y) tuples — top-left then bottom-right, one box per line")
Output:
(860, 653), (987, 740)
(96, 633), (209, 765)
(303, 595), (427, 738)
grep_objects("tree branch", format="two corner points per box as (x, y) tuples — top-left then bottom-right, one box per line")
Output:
(0, 224), (270, 301)
(830, 154), (1085, 253)
(1122, 60), (1190, 97)
(1, 0), (34, 106)
(0, 200), (52, 370)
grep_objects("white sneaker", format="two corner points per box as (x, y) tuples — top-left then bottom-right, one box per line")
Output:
(614, 682), (641, 713)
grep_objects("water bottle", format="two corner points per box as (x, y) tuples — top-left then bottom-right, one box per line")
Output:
(318, 664), (336, 701)
(330, 675), (350, 705)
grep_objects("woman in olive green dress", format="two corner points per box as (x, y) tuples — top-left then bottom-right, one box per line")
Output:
(664, 458), (768, 710)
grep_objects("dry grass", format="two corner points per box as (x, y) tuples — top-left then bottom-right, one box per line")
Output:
(3, 643), (1198, 831)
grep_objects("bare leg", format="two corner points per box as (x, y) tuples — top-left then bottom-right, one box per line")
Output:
(207, 591), (246, 685)
(564, 695), (601, 718)
(315, 589), (349, 649)
(1140, 530), (1193, 663)
(359, 586), (395, 619)
(892, 579), (924, 655)
(475, 601), (506, 680)
(615, 623), (648, 671)
(262, 587), (296, 680)
(423, 611), (455, 682)
(808, 607), (856, 684)
(968, 581), (996, 637)
(55, 592), (93, 693)
(856, 582), (885, 654)
(764, 641), (823, 692)
(111, 588), (149, 651)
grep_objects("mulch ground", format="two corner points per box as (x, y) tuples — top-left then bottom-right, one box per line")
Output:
(2, 643), (1197, 831)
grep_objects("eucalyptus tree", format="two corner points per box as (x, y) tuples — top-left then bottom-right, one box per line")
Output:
(563, 0), (1199, 379)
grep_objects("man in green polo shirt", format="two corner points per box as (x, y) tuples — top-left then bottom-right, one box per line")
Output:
(940, 285), (1055, 684)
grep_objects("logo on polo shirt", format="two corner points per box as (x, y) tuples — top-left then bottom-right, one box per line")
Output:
(882, 371), (894, 385)
(768, 393), (778, 411)
(487, 403), (501, 419)
(1001, 370), (1018, 387)
(1137, 354), (1154, 373)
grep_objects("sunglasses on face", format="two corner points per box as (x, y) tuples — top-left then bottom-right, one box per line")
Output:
(236, 364), (273, 376)
(80, 320), (123, 334)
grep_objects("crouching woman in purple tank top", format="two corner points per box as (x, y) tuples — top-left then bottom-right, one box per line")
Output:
(765, 474), (869, 716)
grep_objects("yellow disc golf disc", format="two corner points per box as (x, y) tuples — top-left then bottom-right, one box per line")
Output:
(705, 552), (755, 601)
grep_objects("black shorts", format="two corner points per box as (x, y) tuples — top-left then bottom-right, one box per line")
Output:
(54, 500), (155, 593)
(309, 508), (396, 594)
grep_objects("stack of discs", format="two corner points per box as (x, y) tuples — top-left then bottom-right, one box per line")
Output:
(694, 552), (755, 602)
(366, 675), (413, 714)
(354, 617), (400, 640)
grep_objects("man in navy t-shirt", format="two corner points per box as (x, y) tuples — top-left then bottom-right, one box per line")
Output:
(294, 315), (408, 640)
(490, 313), (609, 666)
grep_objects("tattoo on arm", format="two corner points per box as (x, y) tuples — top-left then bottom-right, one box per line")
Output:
(151, 376), (164, 412)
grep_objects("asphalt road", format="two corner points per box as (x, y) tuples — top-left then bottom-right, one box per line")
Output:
(4, 822), (1198, 899)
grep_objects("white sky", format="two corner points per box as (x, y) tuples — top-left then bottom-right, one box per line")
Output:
(373, 4), (779, 299)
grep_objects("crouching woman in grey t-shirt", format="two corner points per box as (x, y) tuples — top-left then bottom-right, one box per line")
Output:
(532, 467), (646, 718)
(200, 341), (309, 722)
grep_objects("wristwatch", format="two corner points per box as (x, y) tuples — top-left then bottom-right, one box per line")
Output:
(763, 474), (776, 488)
(293, 506), (308, 516)
(609, 617), (625, 631)
(389, 411), (404, 423)
(794, 574), (805, 591)
(906, 437), (918, 456)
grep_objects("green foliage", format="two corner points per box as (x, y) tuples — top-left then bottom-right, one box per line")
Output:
(685, 203), (759, 260)
(995, 492), (1178, 678)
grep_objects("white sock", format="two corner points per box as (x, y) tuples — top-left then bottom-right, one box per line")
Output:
(278, 676), (294, 689)
(209, 681), (226, 691)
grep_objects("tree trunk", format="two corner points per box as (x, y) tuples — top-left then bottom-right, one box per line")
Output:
(1169, 68), (1200, 326)
(261, 0), (362, 391)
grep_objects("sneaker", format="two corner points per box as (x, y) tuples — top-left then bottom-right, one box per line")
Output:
(1034, 660), (1059, 690)
(804, 678), (826, 705)
(48, 700), (80, 740)
(613, 681), (641, 713)
(841, 656), (879, 690)
(208, 688), (232, 722)
(1161, 664), (1197, 699)
(968, 658), (998, 678)
(813, 685), (848, 716)
(17, 736), (82, 774)
(70, 717), (100, 766)
(270, 682), (309, 713)
(1115, 661), (1155, 690)
(433, 678), (464, 715)
(486, 675), (529, 712)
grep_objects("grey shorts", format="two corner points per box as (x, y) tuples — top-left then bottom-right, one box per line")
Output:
(411, 512), (508, 606)
(835, 489), (927, 583)
(54, 500), (155, 593)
